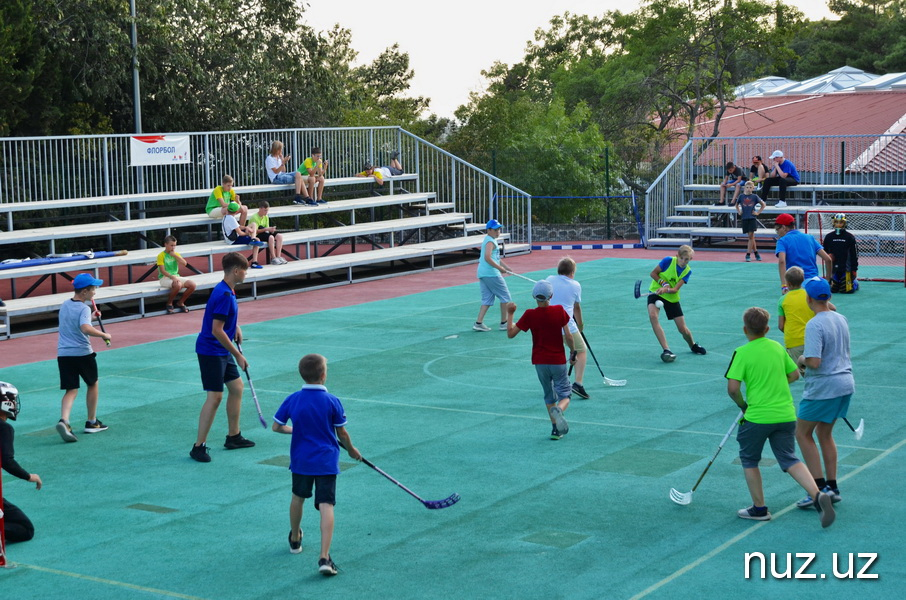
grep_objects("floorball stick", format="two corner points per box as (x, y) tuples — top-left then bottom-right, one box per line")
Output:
(235, 342), (268, 429)
(506, 271), (537, 283)
(669, 411), (744, 505)
(361, 456), (461, 510)
(91, 300), (111, 346)
(580, 332), (627, 386)
(843, 417), (864, 440)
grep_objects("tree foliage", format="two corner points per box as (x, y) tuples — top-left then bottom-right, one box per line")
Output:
(0, 0), (430, 136)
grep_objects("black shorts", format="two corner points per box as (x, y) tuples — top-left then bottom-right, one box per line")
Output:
(292, 473), (337, 508)
(257, 231), (274, 243)
(741, 218), (758, 234)
(648, 294), (683, 320)
(197, 353), (241, 392)
(58, 354), (98, 390)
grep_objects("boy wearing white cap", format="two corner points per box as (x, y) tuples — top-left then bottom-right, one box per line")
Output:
(55, 273), (112, 443)
(506, 280), (576, 440)
(760, 150), (800, 208)
(473, 219), (513, 332)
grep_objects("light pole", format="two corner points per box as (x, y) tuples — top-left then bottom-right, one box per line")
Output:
(129, 0), (142, 134)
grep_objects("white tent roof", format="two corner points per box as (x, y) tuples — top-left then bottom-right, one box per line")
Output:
(737, 66), (905, 98)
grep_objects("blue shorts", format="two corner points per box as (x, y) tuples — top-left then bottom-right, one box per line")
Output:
(479, 276), (511, 305)
(232, 236), (252, 245)
(197, 353), (241, 392)
(534, 363), (571, 405)
(798, 394), (851, 424)
(272, 172), (296, 184)
(736, 420), (800, 470)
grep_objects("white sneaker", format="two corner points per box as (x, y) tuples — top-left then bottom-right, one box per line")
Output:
(271, 258), (282, 265)
(499, 322), (508, 331)
(775, 200), (787, 208)
(473, 322), (491, 332)
(279, 257), (289, 264)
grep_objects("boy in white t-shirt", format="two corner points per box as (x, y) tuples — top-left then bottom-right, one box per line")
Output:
(222, 202), (266, 269)
(546, 257), (589, 398)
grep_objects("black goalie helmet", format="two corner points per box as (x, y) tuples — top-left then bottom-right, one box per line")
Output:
(0, 381), (20, 421)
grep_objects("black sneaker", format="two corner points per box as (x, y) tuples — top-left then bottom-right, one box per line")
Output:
(84, 419), (109, 433)
(390, 150), (400, 160)
(224, 433), (255, 450)
(661, 349), (676, 363)
(691, 344), (707, 355)
(288, 530), (303, 554)
(571, 382), (590, 399)
(56, 419), (78, 443)
(190, 443), (211, 463)
(305, 198), (318, 206)
(293, 195), (306, 205)
(550, 426), (563, 441)
(316, 198), (328, 205)
(755, 252), (762, 262)
(318, 556), (338, 576)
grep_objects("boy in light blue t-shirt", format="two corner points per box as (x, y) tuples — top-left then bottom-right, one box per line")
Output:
(55, 273), (112, 443)
(473, 219), (512, 332)
(273, 353), (362, 576)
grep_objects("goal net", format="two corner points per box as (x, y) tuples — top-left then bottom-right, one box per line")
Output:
(805, 210), (906, 284)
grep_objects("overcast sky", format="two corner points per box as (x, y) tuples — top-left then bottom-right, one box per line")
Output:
(304, 0), (837, 119)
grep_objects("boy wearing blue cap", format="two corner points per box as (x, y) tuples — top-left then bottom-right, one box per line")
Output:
(795, 277), (854, 509)
(473, 219), (513, 332)
(506, 280), (575, 440)
(55, 273), (112, 443)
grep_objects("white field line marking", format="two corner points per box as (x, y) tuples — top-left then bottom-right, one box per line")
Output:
(18, 563), (210, 600)
(628, 437), (906, 600)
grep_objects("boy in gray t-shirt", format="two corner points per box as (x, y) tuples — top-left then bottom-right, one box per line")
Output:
(55, 273), (112, 443)
(794, 277), (854, 509)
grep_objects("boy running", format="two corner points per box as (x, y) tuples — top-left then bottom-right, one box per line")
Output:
(272, 354), (361, 576)
(725, 307), (835, 527)
(777, 266), (836, 376)
(55, 273), (112, 442)
(506, 280), (575, 440)
(190, 252), (255, 463)
(646, 245), (706, 362)
(473, 219), (512, 332)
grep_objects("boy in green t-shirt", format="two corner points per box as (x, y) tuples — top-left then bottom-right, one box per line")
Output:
(206, 174), (248, 225)
(297, 147), (328, 205)
(248, 201), (287, 265)
(725, 306), (835, 528)
(157, 235), (197, 313)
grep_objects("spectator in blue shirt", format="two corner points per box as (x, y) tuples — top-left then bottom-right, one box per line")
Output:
(760, 150), (800, 208)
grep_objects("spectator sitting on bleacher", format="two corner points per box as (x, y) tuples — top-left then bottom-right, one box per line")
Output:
(355, 154), (404, 187)
(298, 147), (329, 205)
(749, 155), (767, 187)
(718, 162), (746, 206)
(249, 201), (287, 265)
(266, 141), (302, 190)
(222, 202), (266, 269)
(207, 175), (248, 225)
(158, 235), (198, 313)
(823, 213), (859, 293)
(760, 150), (800, 208)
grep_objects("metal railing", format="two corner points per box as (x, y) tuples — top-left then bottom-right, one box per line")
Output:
(0, 126), (531, 244)
(644, 135), (906, 247)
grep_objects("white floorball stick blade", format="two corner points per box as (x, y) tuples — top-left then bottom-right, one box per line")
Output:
(669, 488), (692, 505)
(604, 377), (627, 387)
(854, 418), (864, 440)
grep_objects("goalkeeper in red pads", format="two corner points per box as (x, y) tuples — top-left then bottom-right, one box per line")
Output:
(823, 213), (859, 293)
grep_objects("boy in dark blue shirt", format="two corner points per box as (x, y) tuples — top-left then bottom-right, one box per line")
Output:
(190, 252), (255, 463)
(273, 353), (361, 576)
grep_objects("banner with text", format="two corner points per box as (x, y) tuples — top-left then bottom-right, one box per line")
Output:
(130, 135), (191, 166)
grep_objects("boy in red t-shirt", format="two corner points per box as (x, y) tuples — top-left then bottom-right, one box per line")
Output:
(506, 280), (576, 440)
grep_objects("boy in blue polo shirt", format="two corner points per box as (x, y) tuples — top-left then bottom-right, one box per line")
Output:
(273, 353), (362, 576)
(190, 252), (255, 463)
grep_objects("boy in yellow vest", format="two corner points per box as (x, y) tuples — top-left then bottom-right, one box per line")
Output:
(777, 266), (835, 376)
(647, 245), (706, 362)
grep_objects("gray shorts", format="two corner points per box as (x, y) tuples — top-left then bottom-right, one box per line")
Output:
(479, 276), (511, 305)
(736, 420), (800, 470)
(534, 363), (571, 405)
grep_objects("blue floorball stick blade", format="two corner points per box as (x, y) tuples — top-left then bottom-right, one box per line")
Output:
(634, 280), (641, 299)
(424, 493), (461, 510)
